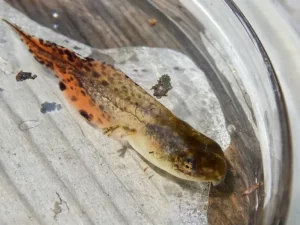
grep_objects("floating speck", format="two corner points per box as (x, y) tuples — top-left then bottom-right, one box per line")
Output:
(148, 18), (157, 26)
(16, 70), (37, 81)
(52, 12), (59, 18)
(53, 24), (58, 29)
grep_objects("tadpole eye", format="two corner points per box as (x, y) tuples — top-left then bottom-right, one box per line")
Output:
(184, 158), (194, 169)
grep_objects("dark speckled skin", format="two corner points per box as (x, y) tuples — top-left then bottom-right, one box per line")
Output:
(3, 19), (227, 183)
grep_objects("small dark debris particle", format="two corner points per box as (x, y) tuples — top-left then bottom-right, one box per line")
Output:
(173, 66), (180, 70)
(141, 69), (147, 72)
(144, 167), (148, 172)
(59, 82), (67, 91)
(0, 88), (4, 92)
(149, 151), (154, 154)
(151, 74), (172, 99)
(40, 102), (63, 114)
(16, 70), (37, 82)
(133, 69), (138, 72)
(81, 90), (86, 96)
(148, 18), (157, 26)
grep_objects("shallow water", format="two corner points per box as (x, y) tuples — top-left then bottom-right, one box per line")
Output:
(0, 0), (279, 224)
(0, 2), (233, 224)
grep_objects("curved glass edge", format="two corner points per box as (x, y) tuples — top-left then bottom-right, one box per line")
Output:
(180, 0), (292, 224)
(224, 1), (292, 224)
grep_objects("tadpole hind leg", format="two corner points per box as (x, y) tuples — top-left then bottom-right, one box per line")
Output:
(117, 140), (133, 158)
(118, 145), (128, 158)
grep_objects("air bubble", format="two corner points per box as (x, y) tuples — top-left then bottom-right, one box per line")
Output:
(52, 12), (59, 18)
(227, 124), (236, 133)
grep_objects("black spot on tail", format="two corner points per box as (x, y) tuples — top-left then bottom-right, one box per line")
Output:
(64, 49), (75, 62)
(85, 57), (94, 62)
(46, 62), (54, 69)
(59, 82), (66, 91)
(79, 110), (89, 120)
(79, 109), (93, 121)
